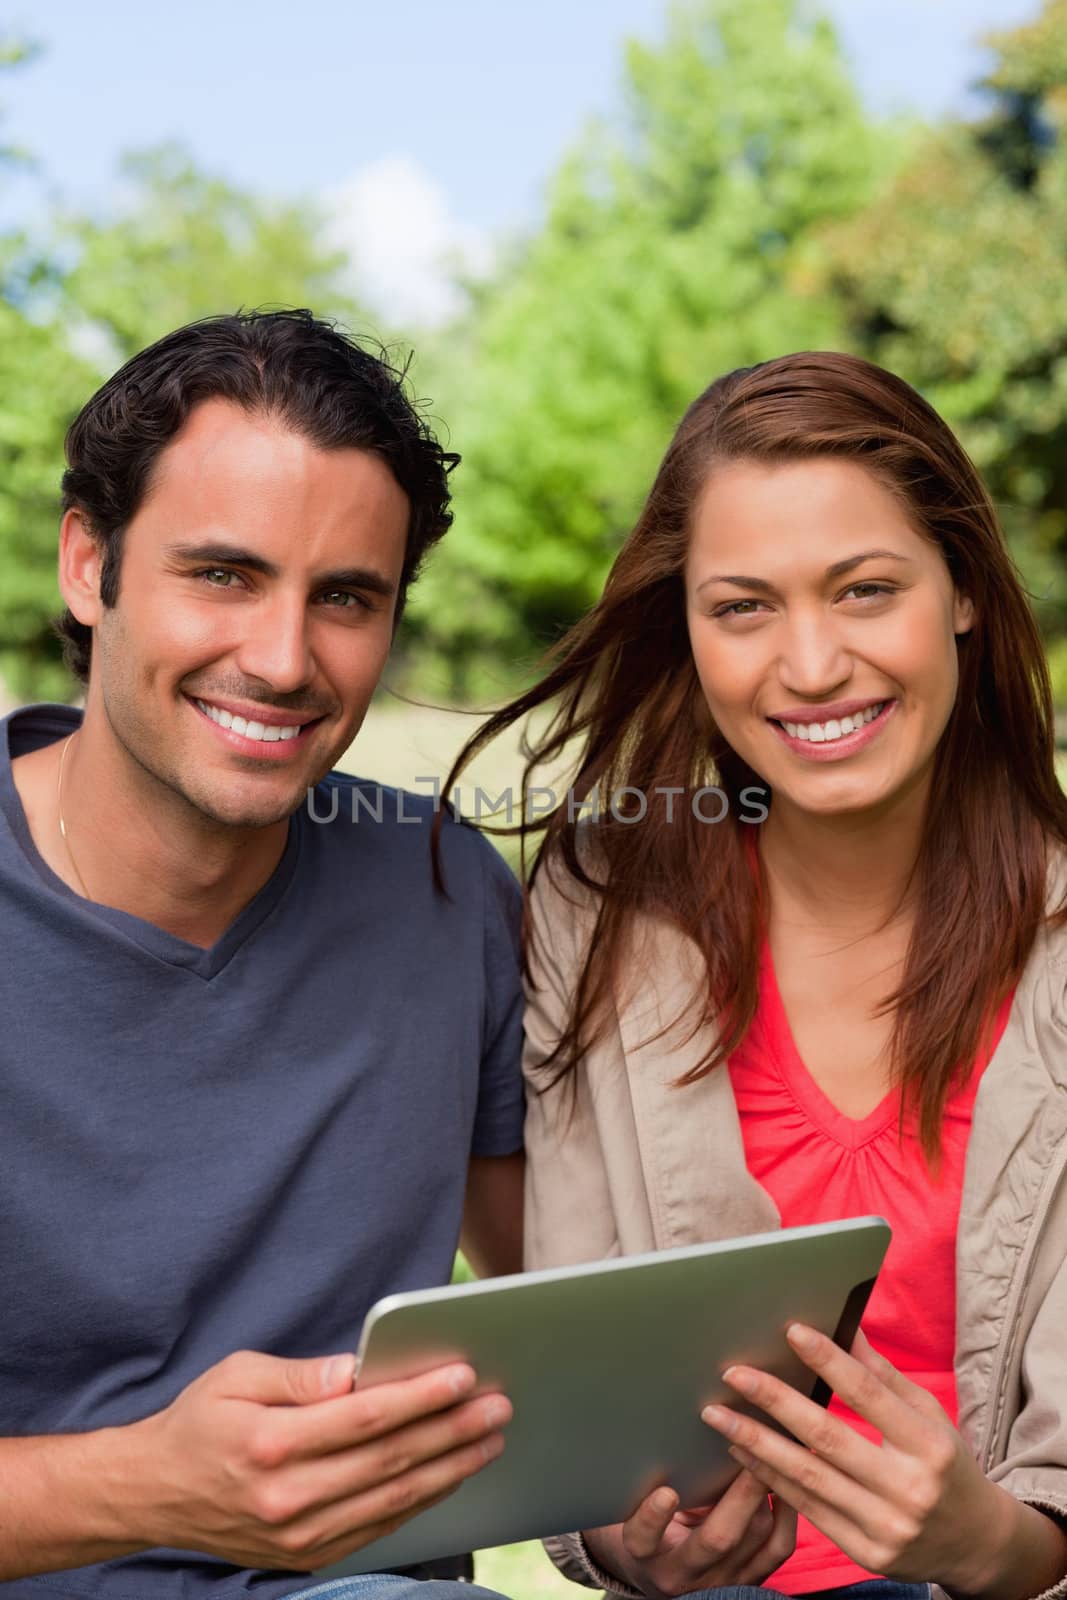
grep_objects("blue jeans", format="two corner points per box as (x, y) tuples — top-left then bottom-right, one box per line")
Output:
(281, 1577), (931, 1600)
(281, 1580), (504, 1600)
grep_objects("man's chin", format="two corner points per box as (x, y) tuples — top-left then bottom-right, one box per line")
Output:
(181, 782), (310, 833)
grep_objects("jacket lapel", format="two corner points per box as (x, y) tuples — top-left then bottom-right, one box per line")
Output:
(615, 915), (780, 1250)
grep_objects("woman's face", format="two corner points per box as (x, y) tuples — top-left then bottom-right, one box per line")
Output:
(684, 457), (975, 821)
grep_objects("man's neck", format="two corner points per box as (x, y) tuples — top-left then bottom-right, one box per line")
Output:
(13, 707), (291, 949)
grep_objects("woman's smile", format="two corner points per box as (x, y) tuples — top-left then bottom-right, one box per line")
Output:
(767, 698), (897, 762)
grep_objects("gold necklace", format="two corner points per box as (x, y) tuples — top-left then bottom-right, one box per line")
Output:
(56, 733), (91, 899)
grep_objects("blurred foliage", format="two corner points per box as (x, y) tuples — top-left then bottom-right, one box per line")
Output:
(4, 0), (1067, 703)
(57, 145), (361, 364)
(402, 0), (909, 696)
(0, 39), (96, 700)
(822, 0), (1067, 636)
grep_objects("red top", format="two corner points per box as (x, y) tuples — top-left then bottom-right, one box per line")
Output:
(727, 937), (1014, 1592)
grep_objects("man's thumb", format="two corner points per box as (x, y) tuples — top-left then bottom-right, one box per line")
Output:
(220, 1348), (358, 1403)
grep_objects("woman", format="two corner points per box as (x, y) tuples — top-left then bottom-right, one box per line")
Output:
(443, 352), (1067, 1600)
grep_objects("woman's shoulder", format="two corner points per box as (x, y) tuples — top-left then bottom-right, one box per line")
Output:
(527, 823), (706, 1001)
(1013, 840), (1067, 1091)
(527, 826), (608, 958)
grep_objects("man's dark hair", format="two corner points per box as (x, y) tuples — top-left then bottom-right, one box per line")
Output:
(55, 308), (459, 683)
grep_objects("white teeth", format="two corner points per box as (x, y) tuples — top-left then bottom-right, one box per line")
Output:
(778, 701), (886, 745)
(195, 699), (304, 744)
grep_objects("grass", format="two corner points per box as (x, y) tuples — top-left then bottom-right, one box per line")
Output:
(474, 1540), (578, 1600)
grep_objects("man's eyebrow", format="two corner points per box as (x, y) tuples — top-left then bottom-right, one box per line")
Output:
(696, 548), (912, 594)
(164, 542), (397, 596)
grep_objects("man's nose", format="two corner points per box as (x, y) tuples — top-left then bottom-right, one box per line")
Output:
(233, 591), (314, 695)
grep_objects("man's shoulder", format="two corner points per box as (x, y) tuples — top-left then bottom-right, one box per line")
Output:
(301, 768), (520, 908)
(307, 768), (438, 829)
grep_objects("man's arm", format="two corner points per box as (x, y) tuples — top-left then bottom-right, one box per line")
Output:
(0, 1351), (511, 1580)
(0, 1429), (147, 1578)
(460, 1152), (524, 1278)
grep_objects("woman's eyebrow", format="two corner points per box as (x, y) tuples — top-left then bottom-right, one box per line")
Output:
(696, 548), (912, 594)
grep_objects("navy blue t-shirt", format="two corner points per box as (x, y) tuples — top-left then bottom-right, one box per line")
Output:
(0, 704), (525, 1600)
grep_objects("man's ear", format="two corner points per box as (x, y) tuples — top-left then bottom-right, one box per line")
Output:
(58, 509), (103, 627)
(953, 590), (976, 638)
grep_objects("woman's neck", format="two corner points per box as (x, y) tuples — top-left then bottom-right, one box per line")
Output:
(757, 781), (928, 939)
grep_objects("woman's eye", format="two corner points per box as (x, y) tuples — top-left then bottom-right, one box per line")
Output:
(713, 599), (765, 618)
(844, 582), (894, 601)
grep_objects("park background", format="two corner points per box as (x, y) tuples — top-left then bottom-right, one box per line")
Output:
(3, 0), (1067, 1593)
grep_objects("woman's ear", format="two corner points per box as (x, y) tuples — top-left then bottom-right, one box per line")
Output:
(58, 509), (103, 627)
(953, 590), (976, 638)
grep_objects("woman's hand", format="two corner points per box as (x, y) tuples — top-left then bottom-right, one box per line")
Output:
(582, 1467), (795, 1598)
(701, 1323), (1067, 1598)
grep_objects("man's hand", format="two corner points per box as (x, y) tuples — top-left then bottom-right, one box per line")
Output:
(133, 1348), (511, 1570)
(582, 1469), (795, 1597)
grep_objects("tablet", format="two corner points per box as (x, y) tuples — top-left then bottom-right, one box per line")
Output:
(316, 1215), (890, 1577)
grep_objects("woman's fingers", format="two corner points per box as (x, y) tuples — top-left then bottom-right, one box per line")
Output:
(716, 1325), (932, 1461)
(621, 1486), (680, 1560)
(727, 1442), (890, 1575)
(667, 1471), (772, 1586)
(848, 1328), (947, 1422)
(705, 1391), (886, 1527)
(738, 1494), (797, 1585)
(704, 1383), (885, 1497)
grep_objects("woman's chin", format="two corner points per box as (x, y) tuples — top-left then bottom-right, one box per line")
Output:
(771, 772), (900, 820)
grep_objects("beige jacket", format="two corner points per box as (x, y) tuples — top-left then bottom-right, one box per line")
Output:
(522, 853), (1067, 1600)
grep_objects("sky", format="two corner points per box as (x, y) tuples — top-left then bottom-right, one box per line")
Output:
(1, 0), (1042, 325)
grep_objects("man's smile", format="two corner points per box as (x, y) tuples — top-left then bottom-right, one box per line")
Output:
(186, 693), (327, 759)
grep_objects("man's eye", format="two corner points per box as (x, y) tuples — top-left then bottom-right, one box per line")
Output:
(320, 590), (371, 610)
(197, 568), (239, 588)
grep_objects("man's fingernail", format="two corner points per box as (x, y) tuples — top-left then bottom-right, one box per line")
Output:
(323, 1353), (358, 1392)
(651, 1488), (676, 1514)
(448, 1364), (477, 1396)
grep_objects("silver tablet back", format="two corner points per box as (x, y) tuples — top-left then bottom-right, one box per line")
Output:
(317, 1215), (890, 1577)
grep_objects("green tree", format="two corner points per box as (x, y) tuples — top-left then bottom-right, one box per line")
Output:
(58, 143), (363, 361)
(0, 37), (97, 700)
(824, 0), (1067, 665)
(403, 0), (905, 698)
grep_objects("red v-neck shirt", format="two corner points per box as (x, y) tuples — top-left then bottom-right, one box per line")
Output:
(727, 935), (1014, 1592)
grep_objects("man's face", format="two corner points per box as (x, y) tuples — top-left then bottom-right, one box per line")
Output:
(69, 397), (410, 829)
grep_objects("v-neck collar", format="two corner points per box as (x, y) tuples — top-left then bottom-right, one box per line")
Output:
(742, 823), (899, 1147)
(0, 703), (303, 982)
(756, 936), (900, 1150)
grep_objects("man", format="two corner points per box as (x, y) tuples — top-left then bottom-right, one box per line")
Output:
(0, 310), (525, 1600)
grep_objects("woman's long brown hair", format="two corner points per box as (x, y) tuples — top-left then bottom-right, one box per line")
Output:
(439, 352), (1067, 1159)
